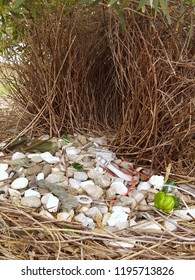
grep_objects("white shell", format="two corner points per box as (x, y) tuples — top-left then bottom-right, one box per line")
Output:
(75, 195), (93, 204)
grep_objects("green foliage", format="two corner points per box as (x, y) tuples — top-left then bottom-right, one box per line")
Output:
(72, 163), (84, 171)
(162, 180), (175, 193)
(62, 135), (71, 143)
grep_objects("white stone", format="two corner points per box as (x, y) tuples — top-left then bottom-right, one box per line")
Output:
(94, 175), (111, 188)
(66, 167), (75, 177)
(45, 195), (60, 212)
(74, 213), (95, 229)
(75, 195), (93, 204)
(66, 147), (81, 155)
(20, 196), (41, 208)
(39, 209), (54, 220)
(0, 163), (8, 172)
(110, 181), (128, 195)
(40, 152), (60, 164)
(46, 173), (67, 184)
(38, 134), (50, 141)
(30, 156), (43, 163)
(41, 193), (53, 205)
(106, 187), (116, 200)
(164, 220), (177, 231)
(96, 204), (108, 214)
(11, 152), (26, 160)
(27, 153), (40, 159)
(36, 172), (45, 181)
(102, 213), (111, 225)
(85, 207), (102, 220)
(24, 189), (41, 198)
(80, 180), (95, 188)
(74, 171), (88, 181)
(129, 189), (145, 202)
(137, 181), (151, 191)
(88, 167), (104, 179)
(69, 178), (81, 190)
(0, 171), (9, 180)
(149, 175), (164, 190)
(112, 206), (130, 213)
(11, 177), (28, 190)
(79, 206), (90, 213)
(81, 184), (103, 200)
(107, 212), (129, 229)
(78, 135), (87, 145)
(8, 188), (21, 197)
(57, 212), (71, 222)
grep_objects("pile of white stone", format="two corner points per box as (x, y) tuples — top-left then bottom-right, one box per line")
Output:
(0, 134), (194, 233)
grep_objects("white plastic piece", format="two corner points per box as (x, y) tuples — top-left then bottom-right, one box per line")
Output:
(107, 211), (129, 230)
(149, 175), (164, 190)
(97, 155), (132, 181)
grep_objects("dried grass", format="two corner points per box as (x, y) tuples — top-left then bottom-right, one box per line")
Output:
(0, 200), (194, 260)
(1, 4), (194, 175)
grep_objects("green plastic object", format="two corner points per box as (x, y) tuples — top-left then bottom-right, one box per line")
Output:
(154, 192), (175, 213)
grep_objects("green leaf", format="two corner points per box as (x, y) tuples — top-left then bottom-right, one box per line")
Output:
(13, 0), (26, 9)
(62, 135), (71, 143)
(108, 0), (118, 6)
(72, 162), (84, 172)
(173, 196), (180, 210)
(137, 0), (149, 10)
(163, 180), (175, 193)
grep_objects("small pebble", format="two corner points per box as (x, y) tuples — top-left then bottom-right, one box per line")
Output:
(74, 171), (88, 181)
(21, 196), (41, 208)
(57, 212), (71, 222)
(36, 172), (45, 181)
(0, 163), (9, 172)
(12, 152), (26, 160)
(11, 177), (28, 190)
(24, 189), (41, 198)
